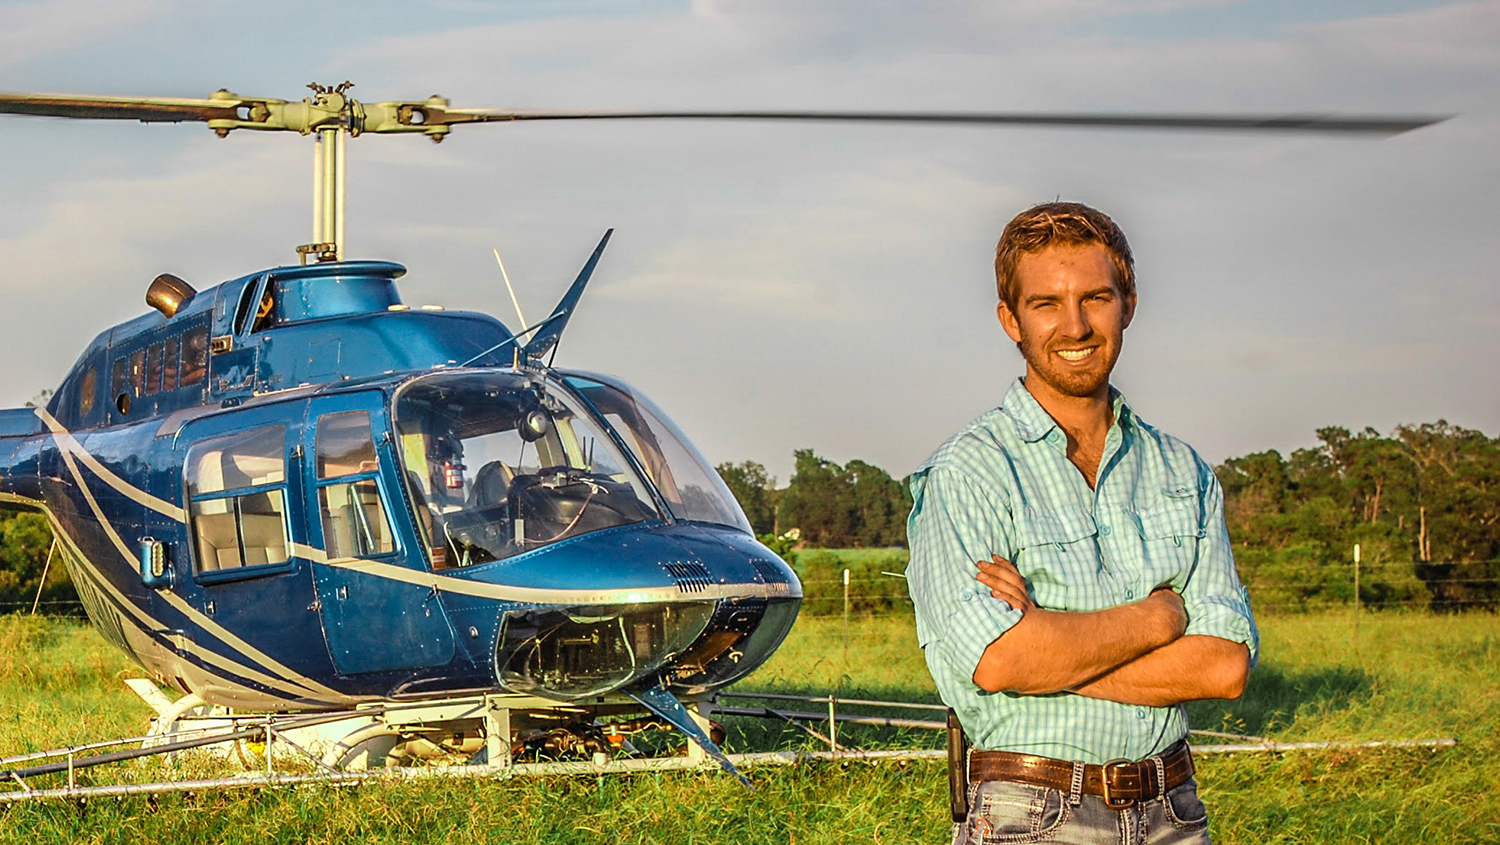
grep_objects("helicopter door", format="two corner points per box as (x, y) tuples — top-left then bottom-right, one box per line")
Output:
(177, 407), (335, 688)
(303, 393), (457, 675)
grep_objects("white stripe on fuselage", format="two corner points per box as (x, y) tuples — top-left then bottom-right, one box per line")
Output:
(290, 543), (793, 605)
(45, 419), (342, 703)
(35, 407), (187, 522)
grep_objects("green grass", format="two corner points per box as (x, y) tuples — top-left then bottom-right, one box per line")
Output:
(1, 606), (1498, 843)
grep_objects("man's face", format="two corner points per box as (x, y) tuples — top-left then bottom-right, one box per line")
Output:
(996, 243), (1136, 401)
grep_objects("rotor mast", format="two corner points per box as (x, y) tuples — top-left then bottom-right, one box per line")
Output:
(309, 124), (346, 262)
(306, 85), (349, 264)
(206, 80), (461, 264)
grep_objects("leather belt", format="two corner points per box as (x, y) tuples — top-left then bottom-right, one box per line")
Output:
(968, 741), (1194, 810)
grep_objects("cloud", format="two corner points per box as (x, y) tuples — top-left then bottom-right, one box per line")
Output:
(599, 158), (1018, 316)
(0, 0), (169, 69)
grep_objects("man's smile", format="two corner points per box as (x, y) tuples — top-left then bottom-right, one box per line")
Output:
(1054, 347), (1098, 362)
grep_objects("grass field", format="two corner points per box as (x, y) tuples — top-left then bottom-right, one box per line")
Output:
(1, 600), (1497, 843)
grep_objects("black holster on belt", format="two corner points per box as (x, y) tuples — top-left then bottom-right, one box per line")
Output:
(947, 708), (968, 823)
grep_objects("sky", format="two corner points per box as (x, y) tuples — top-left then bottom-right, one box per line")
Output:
(0, 0), (1496, 483)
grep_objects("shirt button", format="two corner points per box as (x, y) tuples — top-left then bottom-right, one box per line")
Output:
(1099, 523), (1112, 535)
(1125, 588), (1134, 600)
(1136, 709), (1147, 720)
(960, 589), (975, 602)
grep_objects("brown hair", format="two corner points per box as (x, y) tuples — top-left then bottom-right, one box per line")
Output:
(994, 202), (1135, 310)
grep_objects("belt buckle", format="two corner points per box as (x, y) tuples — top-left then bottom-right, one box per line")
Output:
(1100, 758), (1136, 810)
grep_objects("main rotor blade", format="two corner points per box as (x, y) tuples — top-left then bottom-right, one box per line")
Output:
(0, 92), (238, 123)
(0, 90), (1446, 137)
(445, 109), (1444, 136)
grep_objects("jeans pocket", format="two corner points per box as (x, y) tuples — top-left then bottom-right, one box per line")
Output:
(1161, 779), (1209, 831)
(965, 782), (1068, 844)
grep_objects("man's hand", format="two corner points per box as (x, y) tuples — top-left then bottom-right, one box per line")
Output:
(976, 555), (1035, 613)
(1146, 586), (1188, 640)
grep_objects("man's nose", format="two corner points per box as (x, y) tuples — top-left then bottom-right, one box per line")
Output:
(1059, 300), (1091, 339)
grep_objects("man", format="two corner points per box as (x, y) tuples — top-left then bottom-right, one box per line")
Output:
(907, 202), (1258, 844)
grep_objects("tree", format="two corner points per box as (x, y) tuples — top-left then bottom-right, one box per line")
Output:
(0, 511), (68, 613)
(846, 460), (911, 547)
(715, 460), (779, 535)
(1218, 420), (1500, 612)
(778, 450), (858, 547)
(776, 450), (911, 548)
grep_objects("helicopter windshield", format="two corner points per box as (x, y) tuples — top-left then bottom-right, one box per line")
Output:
(563, 373), (752, 534)
(393, 371), (661, 569)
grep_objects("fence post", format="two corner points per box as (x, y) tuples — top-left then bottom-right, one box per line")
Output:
(1353, 543), (1361, 645)
(842, 568), (851, 667)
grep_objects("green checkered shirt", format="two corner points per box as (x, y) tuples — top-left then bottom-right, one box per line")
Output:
(906, 378), (1258, 764)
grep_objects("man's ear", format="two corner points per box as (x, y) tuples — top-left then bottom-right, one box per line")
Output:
(1121, 291), (1138, 330)
(996, 300), (1024, 344)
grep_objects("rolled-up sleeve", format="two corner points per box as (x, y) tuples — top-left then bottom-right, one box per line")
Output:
(907, 464), (1023, 687)
(1181, 462), (1260, 667)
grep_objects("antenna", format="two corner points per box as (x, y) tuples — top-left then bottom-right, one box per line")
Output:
(494, 248), (530, 340)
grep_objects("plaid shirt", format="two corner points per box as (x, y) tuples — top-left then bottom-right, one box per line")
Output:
(906, 378), (1258, 763)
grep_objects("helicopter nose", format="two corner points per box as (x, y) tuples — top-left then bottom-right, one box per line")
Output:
(658, 528), (802, 695)
(486, 523), (800, 701)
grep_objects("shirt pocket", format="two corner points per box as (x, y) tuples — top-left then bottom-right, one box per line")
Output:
(1132, 489), (1205, 590)
(1012, 509), (1099, 608)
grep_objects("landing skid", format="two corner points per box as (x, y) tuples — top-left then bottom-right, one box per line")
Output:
(0, 680), (741, 803)
(0, 683), (1457, 804)
(0, 681), (951, 803)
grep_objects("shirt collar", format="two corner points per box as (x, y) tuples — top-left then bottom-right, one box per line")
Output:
(999, 377), (1136, 444)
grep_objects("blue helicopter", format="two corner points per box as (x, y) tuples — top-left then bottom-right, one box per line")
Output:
(0, 230), (802, 775)
(0, 84), (1439, 781)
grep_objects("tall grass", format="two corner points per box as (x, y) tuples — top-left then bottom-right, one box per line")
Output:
(0, 607), (1496, 843)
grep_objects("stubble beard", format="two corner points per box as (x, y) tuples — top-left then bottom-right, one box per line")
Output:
(1016, 334), (1118, 399)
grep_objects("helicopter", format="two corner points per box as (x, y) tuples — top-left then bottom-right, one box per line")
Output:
(0, 83), (1442, 783)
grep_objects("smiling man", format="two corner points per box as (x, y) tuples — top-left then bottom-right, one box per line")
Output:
(906, 202), (1258, 844)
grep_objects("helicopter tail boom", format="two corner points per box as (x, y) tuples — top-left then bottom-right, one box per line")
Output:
(0, 408), (43, 438)
(0, 408), (46, 505)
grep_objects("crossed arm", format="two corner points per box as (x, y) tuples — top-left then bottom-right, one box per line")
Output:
(972, 555), (1250, 706)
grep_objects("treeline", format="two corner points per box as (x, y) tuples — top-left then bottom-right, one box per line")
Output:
(721, 420), (1500, 614)
(716, 449), (911, 548)
(1219, 422), (1499, 612)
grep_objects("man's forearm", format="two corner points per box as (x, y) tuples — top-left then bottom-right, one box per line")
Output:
(1070, 636), (1250, 706)
(972, 596), (1184, 694)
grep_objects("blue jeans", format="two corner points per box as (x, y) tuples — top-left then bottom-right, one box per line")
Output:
(952, 778), (1212, 844)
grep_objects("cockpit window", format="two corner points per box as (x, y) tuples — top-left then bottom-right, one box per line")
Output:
(393, 371), (661, 570)
(563, 373), (753, 534)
